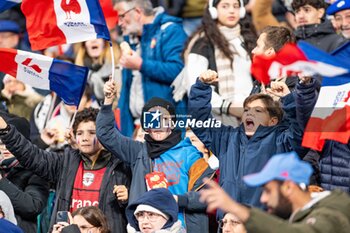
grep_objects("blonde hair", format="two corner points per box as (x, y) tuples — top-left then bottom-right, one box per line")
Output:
(74, 40), (121, 67)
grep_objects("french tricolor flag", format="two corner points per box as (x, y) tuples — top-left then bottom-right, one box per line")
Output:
(302, 42), (350, 151)
(0, 0), (21, 13)
(0, 48), (88, 106)
(21, 0), (110, 50)
(302, 77), (350, 151)
(251, 42), (349, 84)
(252, 41), (350, 150)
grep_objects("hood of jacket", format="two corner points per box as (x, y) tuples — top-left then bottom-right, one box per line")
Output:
(142, 8), (183, 38)
(126, 188), (178, 231)
(153, 7), (183, 27)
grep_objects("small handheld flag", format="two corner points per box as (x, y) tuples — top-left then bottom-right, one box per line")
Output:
(0, 48), (88, 106)
(21, 0), (110, 50)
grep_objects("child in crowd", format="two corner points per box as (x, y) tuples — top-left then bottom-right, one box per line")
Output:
(97, 80), (216, 232)
(188, 69), (316, 220)
(0, 108), (131, 233)
(125, 188), (185, 233)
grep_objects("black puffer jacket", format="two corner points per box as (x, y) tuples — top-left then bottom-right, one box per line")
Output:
(0, 166), (49, 233)
(0, 125), (132, 233)
(295, 19), (347, 53)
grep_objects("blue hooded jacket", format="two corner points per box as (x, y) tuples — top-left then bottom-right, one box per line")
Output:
(188, 78), (317, 219)
(117, 10), (187, 137)
(126, 188), (178, 231)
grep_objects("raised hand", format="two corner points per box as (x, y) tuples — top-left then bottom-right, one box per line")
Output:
(266, 81), (290, 98)
(52, 221), (69, 233)
(199, 178), (250, 222)
(200, 178), (235, 213)
(41, 128), (61, 145)
(64, 128), (78, 149)
(104, 80), (117, 105)
(113, 185), (128, 202)
(120, 48), (142, 70)
(199, 70), (219, 84)
(120, 42), (133, 56)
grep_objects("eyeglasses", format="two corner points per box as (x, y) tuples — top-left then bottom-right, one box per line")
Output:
(218, 219), (242, 228)
(135, 211), (164, 222)
(119, 7), (135, 21)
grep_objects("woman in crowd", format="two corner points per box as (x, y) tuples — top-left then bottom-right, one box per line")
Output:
(52, 206), (110, 233)
(75, 39), (121, 105)
(173, 0), (257, 126)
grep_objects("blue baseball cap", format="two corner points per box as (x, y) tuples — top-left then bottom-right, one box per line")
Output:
(0, 20), (20, 34)
(327, 0), (350, 15)
(243, 152), (313, 187)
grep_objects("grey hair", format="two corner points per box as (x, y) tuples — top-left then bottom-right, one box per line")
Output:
(113, 0), (154, 16)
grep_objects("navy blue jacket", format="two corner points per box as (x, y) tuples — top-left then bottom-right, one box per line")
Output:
(126, 188), (178, 231)
(320, 141), (350, 193)
(118, 11), (187, 136)
(188, 79), (316, 218)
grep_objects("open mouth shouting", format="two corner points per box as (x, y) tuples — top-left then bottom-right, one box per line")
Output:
(244, 118), (255, 132)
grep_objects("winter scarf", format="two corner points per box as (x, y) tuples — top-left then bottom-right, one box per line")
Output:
(215, 24), (242, 100)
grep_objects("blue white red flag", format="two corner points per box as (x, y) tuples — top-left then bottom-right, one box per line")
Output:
(251, 42), (349, 84)
(251, 41), (350, 150)
(100, 0), (118, 30)
(0, 48), (88, 106)
(302, 77), (350, 151)
(0, 0), (21, 13)
(21, 0), (110, 50)
(301, 42), (350, 151)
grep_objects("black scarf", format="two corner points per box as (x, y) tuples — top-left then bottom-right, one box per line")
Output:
(144, 129), (182, 159)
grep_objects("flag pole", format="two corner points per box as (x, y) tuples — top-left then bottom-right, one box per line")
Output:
(109, 41), (115, 82)
(69, 107), (79, 130)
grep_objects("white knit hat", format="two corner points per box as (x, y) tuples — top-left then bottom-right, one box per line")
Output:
(134, 204), (169, 220)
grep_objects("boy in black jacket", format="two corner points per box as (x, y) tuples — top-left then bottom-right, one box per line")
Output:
(0, 108), (131, 233)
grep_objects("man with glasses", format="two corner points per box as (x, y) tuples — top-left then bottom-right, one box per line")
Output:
(112, 0), (187, 137)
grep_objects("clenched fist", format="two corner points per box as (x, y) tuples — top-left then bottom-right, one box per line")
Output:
(199, 70), (218, 84)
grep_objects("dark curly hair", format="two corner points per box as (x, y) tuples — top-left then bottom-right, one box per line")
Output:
(184, 0), (257, 63)
(73, 107), (99, 135)
(291, 0), (326, 11)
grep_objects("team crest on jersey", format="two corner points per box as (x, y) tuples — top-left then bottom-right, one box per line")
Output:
(83, 172), (95, 187)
